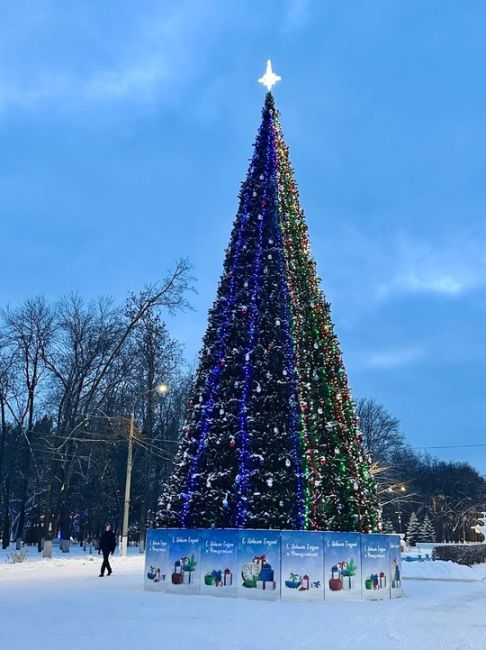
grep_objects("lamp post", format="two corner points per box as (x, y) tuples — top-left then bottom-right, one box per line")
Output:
(396, 485), (406, 533)
(120, 382), (169, 557)
(386, 484), (407, 533)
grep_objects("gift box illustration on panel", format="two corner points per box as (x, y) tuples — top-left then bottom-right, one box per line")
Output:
(223, 568), (233, 586)
(147, 567), (165, 583)
(147, 566), (157, 581)
(284, 572), (312, 592)
(285, 572), (301, 590)
(328, 559), (357, 592)
(256, 560), (276, 591)
(172, 560), (184, 585)
(241, 555), (276, 590)
(204, 568), (233, 587)
(391, 558), (401, 589)
(364, 572), (387, 590)
(171, 554), (197, 586)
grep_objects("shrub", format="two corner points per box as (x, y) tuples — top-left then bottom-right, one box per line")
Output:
(432, 544), (486, 566)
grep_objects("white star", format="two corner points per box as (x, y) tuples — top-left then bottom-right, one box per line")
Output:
(258, 59), (281, 92)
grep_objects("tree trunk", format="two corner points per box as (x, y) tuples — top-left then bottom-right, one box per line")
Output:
(2, 477), (11, 549)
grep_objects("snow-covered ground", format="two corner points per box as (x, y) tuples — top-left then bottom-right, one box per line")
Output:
(402, 557), (486, 581)
(1, 546), (485, 650)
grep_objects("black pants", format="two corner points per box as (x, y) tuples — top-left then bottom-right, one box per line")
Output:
(100, 550), (112, 575)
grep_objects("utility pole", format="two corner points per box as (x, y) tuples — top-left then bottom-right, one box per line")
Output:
(119, 382), (169, 557)
(120, 412), (135, 557)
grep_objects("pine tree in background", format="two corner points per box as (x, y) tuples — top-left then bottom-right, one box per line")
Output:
(406, 512), (421, 546)
(158, 90), (380, 532)
(418, 514), (436, 543)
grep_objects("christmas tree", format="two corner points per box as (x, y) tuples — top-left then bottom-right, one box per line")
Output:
(417, 514), (436, 543)
(159, 63), (379, 533)
(406, 512), (420, 546)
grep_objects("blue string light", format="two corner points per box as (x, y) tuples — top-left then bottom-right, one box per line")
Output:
(232, 128), (273, 527)
(179, 113), (271, 526)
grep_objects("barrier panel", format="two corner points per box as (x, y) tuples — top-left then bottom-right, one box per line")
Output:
(361, 534), (390, 600)
(237, 529), (281, 600)
(145, 529), (403, 601)
(200, 529), (238, 598)
(145, 528), (169, 591)
(323, 531), (362, 601)
(281, 530), (324, 601)
(388, 534), (403, 598)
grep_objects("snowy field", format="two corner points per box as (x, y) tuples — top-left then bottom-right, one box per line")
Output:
(1, 546), (485, 650)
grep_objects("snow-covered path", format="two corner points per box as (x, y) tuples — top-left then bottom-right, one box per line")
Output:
(1, 551), (485, 650)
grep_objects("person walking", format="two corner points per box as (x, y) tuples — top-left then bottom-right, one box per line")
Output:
(98, 523), (116, 577)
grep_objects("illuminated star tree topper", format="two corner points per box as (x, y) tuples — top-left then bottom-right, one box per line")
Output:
(258, 59), (282, 91)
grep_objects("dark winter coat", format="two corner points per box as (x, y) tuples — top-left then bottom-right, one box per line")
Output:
(99, 530), (116, 554)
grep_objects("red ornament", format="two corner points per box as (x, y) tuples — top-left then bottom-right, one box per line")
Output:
(219, 358), (225, 366)
(229, 439), (236, 448)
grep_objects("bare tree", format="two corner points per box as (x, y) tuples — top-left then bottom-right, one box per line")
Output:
(0, 334), (16, 548)
(356, 397), (404, 465)
(1, 297), (54, 542)
(123, 294), (184, 548)
(39, 259), (193, 541)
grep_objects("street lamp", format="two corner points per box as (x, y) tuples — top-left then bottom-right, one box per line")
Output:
(384, 484), (408, 533)
(120, 382), (169, 557)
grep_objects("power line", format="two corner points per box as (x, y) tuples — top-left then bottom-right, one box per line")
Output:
(413, 443), (486, 450)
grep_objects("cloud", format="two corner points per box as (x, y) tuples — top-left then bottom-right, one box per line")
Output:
(0, 1), (222, 113)
(376, 235), (486, 298)
(380, 271), (465, 297)
(366, 346), (424, 369)
(82, 60), (170, 103)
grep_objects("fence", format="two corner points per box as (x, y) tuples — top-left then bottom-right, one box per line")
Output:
(144, 528), (403, 601)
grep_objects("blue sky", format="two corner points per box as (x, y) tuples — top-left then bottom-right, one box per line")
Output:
(1, 1), (486, 472)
